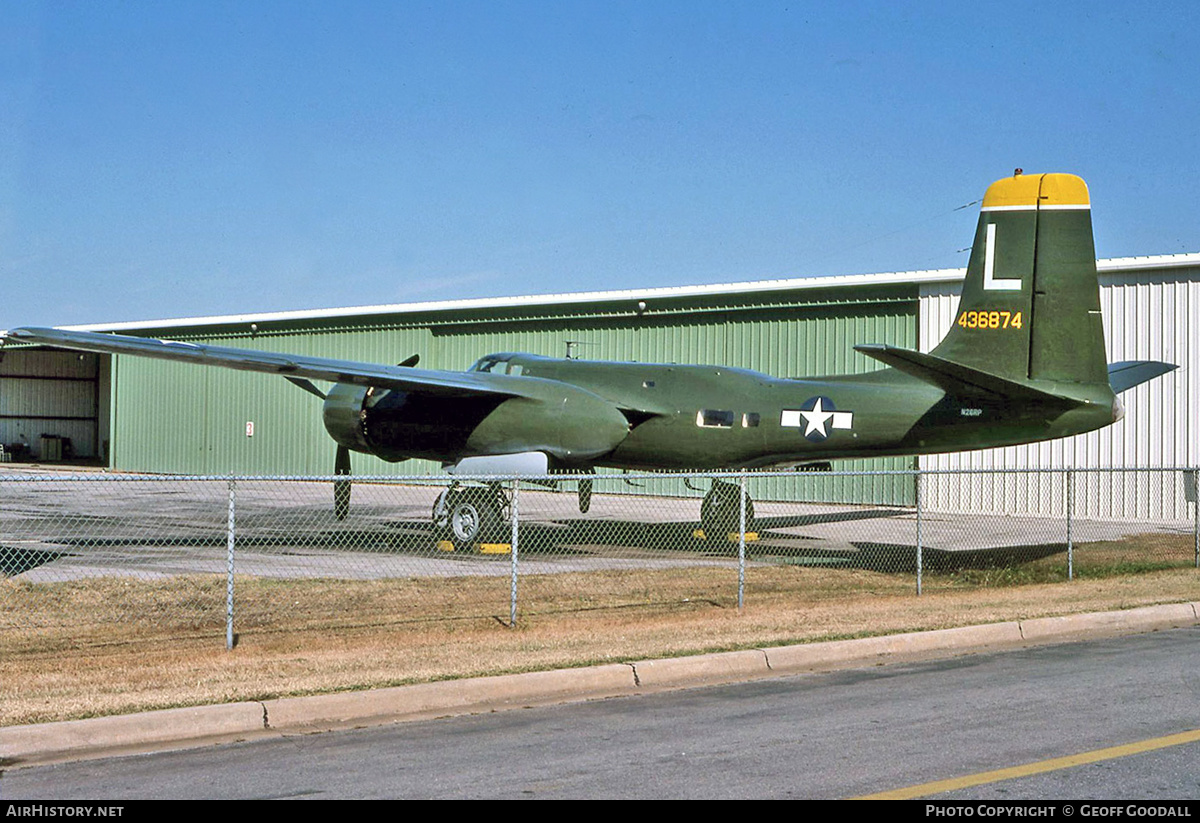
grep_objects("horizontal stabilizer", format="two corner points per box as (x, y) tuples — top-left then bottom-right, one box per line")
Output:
(1108, 360), (1177, 394)
(854, 344), (1083, 407)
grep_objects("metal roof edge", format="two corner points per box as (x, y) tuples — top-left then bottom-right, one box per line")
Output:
(1095, 252), (1200, 272)
(60, 269), (963, 333)
(59, 252), (1200, 334)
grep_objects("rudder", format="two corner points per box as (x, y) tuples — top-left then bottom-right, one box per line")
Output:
(932, 172), (1108, 387)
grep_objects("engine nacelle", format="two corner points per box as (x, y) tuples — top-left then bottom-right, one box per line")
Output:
(322, 382), (507, 463)
(321, 379), (630, 466)
(322, 383), (372, 454)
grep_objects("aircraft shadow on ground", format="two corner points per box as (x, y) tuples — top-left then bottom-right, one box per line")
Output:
(2, 506), (1067, 574)
(763, 542), (1069, 572)
(1, 548), (74, 576)
(494, 508), (1069, 571)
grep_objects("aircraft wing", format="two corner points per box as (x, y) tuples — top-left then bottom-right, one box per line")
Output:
(1107, 360), (1177, 394)
(3, 327), (525, 399)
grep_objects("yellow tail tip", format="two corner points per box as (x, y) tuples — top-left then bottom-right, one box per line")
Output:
(982, 172), (1089, 209)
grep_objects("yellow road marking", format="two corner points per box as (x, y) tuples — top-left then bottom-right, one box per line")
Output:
(856, 728), (1200, 799)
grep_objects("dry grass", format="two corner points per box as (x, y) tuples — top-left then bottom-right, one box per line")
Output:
(3, 533), (1199, 727)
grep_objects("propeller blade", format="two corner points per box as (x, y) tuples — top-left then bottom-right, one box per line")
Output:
(578, 477), (593, 514)
(334, 446), (351, 520)
(284, 376), (327, 400)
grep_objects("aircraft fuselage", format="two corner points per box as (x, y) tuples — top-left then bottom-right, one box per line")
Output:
(324, 352), (1118, 471)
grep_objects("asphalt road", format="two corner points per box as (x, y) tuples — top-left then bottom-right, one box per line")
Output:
(6, 627), (1199, 799)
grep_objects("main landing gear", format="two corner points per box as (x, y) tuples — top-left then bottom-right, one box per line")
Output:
(700, 479), (755, 537)
(432, 481), (512, 550)
(429, 477), (753, 550)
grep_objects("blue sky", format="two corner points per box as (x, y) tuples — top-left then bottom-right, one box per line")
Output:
(3, 1), (1198, 328)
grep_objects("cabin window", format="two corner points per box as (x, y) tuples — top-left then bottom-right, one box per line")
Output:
(742, 412), (760, 428)
(696, 409), (735, 428)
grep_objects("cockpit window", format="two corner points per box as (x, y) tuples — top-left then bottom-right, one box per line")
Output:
(470, 355), (513, 373)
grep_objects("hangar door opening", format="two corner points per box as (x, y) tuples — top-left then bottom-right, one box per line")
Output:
(0, 348), (110, 465)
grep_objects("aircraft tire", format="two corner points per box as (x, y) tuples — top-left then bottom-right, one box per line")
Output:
(436, 488), (502, 550)
(700, 483), (755, 537)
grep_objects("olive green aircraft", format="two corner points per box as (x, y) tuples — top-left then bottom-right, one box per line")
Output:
(4, 172), (1175, 546)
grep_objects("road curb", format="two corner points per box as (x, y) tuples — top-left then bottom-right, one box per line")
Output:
(263, 663), (638, 732)
(4, 603), (1197, 767)
(1018, 602), (1198, 642)
(0, 702), (266, 767)
(764, 621), (1027, 673)
(630, 649), (770, 690)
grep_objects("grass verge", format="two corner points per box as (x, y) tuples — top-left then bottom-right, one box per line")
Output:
(3, 534), (1198, 727)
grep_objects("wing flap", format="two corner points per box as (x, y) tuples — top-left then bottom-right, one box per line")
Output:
(5, 327), (525, 400)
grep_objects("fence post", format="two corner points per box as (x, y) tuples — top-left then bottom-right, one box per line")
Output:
(1066, 470), (1075, 581)
(915, 469), (922, 596)
(509, 478), (519, 628)
(1194, 469), (1199, 570)
(738, 473), (746, 611)
(225, 477), (236, 651)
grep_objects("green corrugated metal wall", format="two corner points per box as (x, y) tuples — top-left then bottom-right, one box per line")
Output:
(110, 286), (919, 504)
(112, 327), (435, 476)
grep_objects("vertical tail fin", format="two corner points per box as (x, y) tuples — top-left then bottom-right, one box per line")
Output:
(932, 172), (1108, 387)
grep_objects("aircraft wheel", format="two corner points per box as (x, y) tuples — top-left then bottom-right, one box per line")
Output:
(435, 488), (501, 550)
(700, 483), (755, 537)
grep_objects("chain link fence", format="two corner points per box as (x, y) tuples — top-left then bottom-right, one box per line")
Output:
(2, 468), (1197, 647)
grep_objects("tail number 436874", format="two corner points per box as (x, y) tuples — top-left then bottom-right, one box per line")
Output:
(957, 309), (1023, 329)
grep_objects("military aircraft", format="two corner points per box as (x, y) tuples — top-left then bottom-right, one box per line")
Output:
(4, 172), (1174, 547)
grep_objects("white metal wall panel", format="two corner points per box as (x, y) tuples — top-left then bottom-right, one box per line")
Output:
(0, 351), (101, 459)
(918, 268), (1199, 519)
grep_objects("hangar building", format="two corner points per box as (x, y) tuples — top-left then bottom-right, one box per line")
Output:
(3, 253), (1196, 516)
